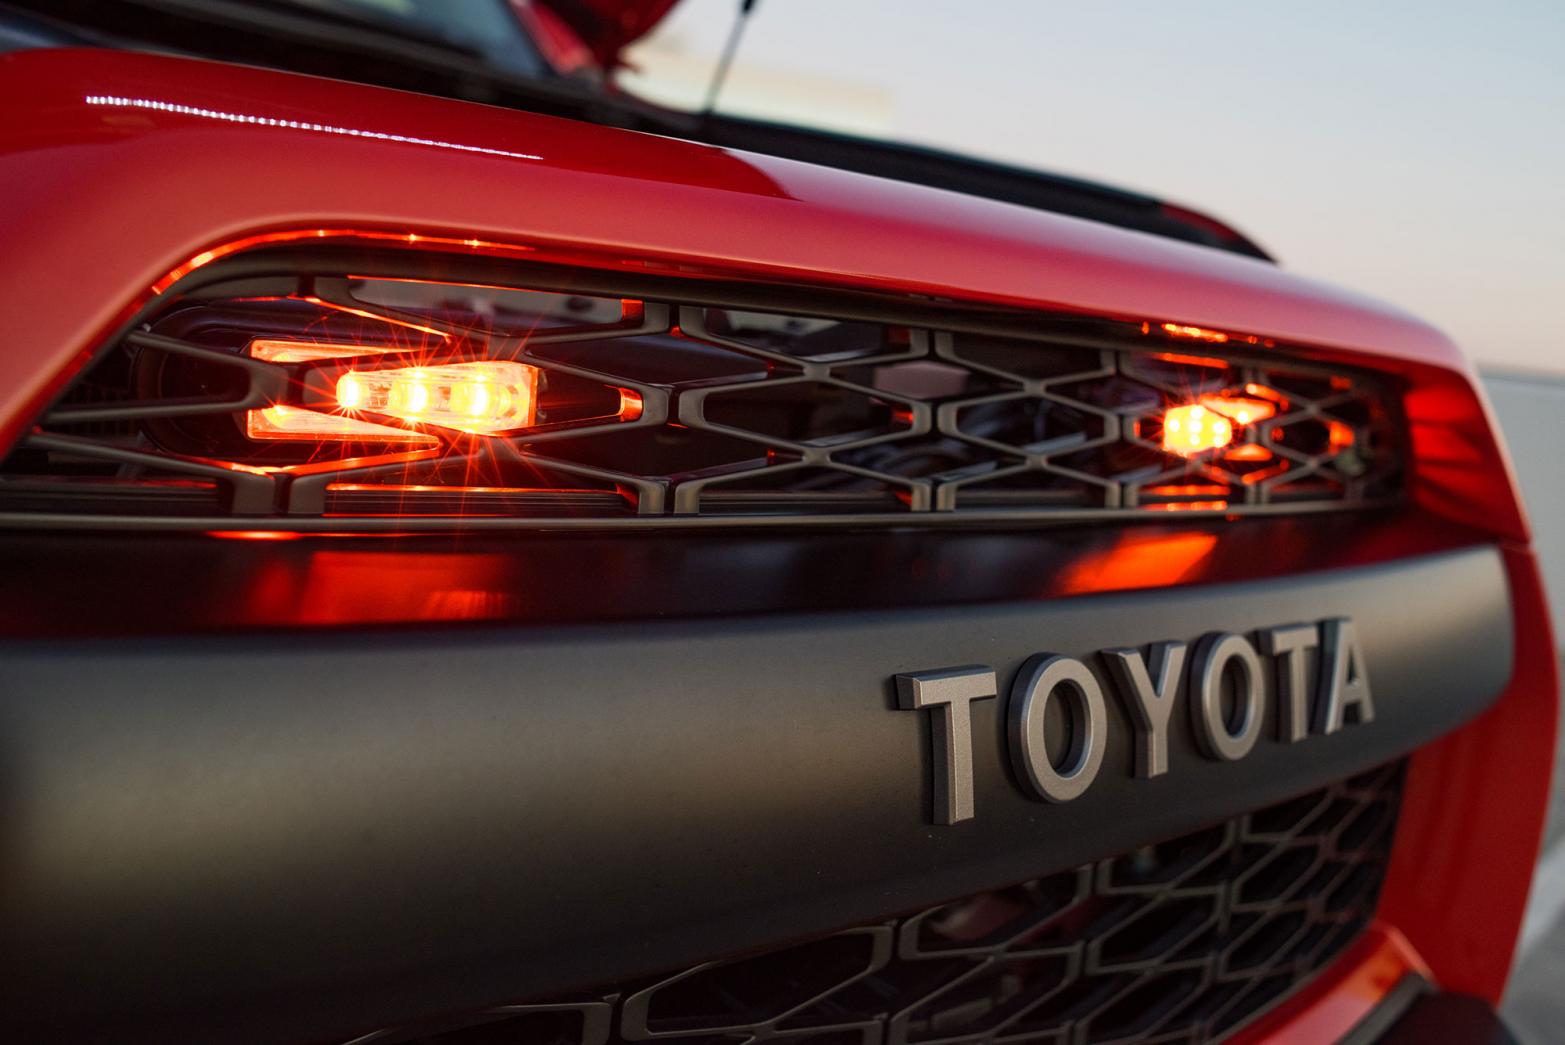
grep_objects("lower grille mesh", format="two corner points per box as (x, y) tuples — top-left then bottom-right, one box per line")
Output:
(344, 763), (1403, 1045)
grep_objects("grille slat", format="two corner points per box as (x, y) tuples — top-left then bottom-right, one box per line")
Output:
(340, 764), (1403, 1045)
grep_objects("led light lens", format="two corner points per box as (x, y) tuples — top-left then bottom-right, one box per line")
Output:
(1162, 404), (1234, 456)
(247, 339), (429, 442)
(245, 340), (541, 442)
(336, 361), (538, 434)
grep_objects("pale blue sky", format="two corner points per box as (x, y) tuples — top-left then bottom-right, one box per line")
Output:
(629, 0), (1564, 372)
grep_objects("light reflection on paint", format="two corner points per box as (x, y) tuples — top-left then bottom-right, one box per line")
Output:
(83, 95), (543, 161)
(1057, 531), (1220, 595)
(247, 551), (521, 623)
(148, 230), (539, 295)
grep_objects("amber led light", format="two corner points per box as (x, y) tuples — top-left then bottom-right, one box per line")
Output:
(247, 341), (422, 442)
(335, 362), (538, 434)
(1160, 385), (1294, 458)
(246, 340), (539, 441)
(1162, 404), (1234, 456)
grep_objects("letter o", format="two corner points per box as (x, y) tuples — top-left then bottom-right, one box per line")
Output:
(1190, 633), (1265, 761)
(1007, 654), (1106, 803)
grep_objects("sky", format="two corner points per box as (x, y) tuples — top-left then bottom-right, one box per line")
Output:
(623, 0), (1565, 373)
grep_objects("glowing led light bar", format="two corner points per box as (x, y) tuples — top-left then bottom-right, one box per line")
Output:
(247, 340), (430, 442)
(245, 341), (539, 441)
(82, 96), (543, 161)
(1162, 404), (1234, 456)
(335, 361), (538, 434)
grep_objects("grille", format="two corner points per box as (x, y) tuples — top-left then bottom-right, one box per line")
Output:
(0, 253), (1403, 531)
(341, 764), (1403, 1045)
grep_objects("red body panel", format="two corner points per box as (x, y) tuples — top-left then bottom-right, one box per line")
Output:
(1241, 925), (1430, 1043)
(0, 47), (1554, 1025)
(0, 50), (1478, 371)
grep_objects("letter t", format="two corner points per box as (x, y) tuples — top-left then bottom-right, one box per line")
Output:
(895, 666), (998, 824)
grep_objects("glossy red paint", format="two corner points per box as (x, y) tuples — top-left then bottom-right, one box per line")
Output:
(0, 46), (1555, 1008)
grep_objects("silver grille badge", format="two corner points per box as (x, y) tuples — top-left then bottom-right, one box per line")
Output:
(895, 619), (1373, 825)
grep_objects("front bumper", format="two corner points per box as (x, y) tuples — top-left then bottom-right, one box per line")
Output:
(0, 544), (1514, 1042)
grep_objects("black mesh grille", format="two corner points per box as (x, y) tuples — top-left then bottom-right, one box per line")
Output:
(341, 764), (1403, 1045)
(0, 257), (1403, 531)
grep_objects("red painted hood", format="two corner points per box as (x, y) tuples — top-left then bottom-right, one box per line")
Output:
(0, 47), (1462, 367)
(534, 0), (682, 66)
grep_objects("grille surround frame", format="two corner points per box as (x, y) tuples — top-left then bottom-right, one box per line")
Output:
(0, 246), (1407, 533)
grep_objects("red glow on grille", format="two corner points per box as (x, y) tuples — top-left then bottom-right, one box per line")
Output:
(151, 229), (540, 294)
(1244, 383), (1288, 403)
(1199, 393), (1278, 426)
(1162, 322), (1230, 344)
(324, 483), (599, 495)
(618, 389), (645, 421)
(1328, 419), (1356, 454)
(298, 296), (453, 338)
(1144, 483), (1230, 497)
(1144, 322), (1273, 349)
(208, 448), (442, 477)
(1146, 500), (1230, 512)
(1224, 443), (1273, 463)
(1151, 350), (1230, 369)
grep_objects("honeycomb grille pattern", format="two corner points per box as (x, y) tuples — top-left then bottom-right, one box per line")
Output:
(0, 261), (1402, 530)
(342, 764), (1403, 1045)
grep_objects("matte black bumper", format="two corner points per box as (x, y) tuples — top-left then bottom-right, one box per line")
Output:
(0, 544), (1514, 1043)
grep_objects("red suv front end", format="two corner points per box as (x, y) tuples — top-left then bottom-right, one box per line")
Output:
(0, 32), (1552, 1045)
